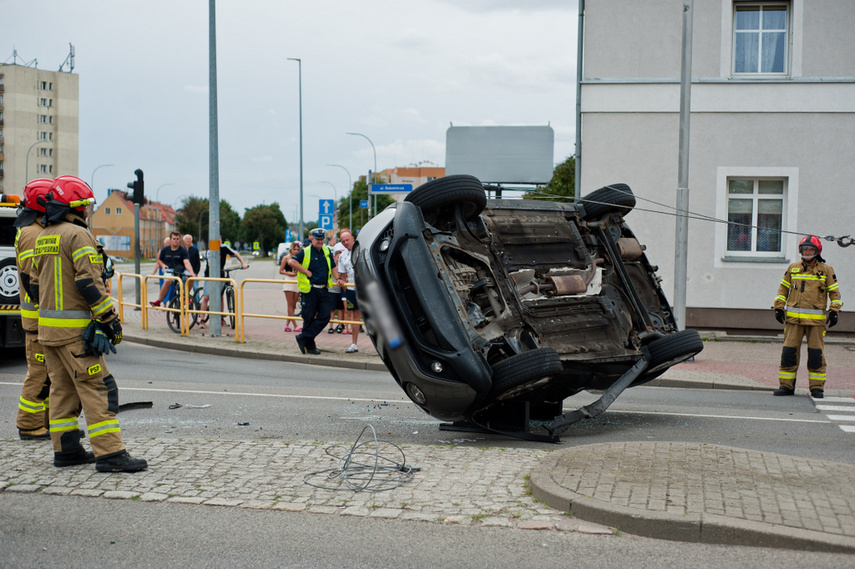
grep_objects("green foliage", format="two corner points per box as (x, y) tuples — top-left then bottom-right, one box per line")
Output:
(175, 197), (242, 244)
(525, 155), (576, 203)
(243, 202), (288, 253)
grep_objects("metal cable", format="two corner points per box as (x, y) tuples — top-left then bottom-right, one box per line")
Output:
(302, 424), (417, 492)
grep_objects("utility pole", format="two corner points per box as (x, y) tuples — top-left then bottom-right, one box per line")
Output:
(674, 0), (693, 331)
(208, 0), (223, 337)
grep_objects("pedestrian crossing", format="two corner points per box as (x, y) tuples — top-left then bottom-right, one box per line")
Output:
(815, 396), (855, 433)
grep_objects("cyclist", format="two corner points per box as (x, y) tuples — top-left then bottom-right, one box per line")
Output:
(150, 231), (196, 307)
(199, 237), (248, 327)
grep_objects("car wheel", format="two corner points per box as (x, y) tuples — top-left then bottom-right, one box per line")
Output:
(0, 258), (20, 303)
(404, 174), (487, 225)
(642, 329), (704, 375)
(488, 348), (564, 401)
(580, 183), (636, 220)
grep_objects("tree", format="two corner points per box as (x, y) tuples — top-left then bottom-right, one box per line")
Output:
(525, 155), (576, 202)
(175, 197), (242, 245)
(337, 177), (394, 233)
(242, 202), (287, 253)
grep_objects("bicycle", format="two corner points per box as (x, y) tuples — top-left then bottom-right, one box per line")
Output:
(162, 269), (201, 334)
(221, 266), (246, 329)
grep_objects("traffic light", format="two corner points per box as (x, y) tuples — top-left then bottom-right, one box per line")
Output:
(127, 169), (144, 204)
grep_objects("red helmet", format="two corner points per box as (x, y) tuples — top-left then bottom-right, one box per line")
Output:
(23, 178), (53, 213)
(49, 175), (96, 211)
(799, 235), (823, 262)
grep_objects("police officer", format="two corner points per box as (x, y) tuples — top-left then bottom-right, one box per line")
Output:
(772, 235), (843, 399)
(13, 179), (53, 440)
(31, 175), (147, 471)
(289, 228), (340, 355)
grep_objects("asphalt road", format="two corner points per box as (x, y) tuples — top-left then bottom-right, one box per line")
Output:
(2, 343), (853, 568)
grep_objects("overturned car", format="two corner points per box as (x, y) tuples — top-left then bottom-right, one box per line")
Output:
(353, 175), (702, 441)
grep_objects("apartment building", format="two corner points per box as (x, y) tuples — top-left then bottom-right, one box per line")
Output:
(579, 0), (854, 333)
(0, 63), (79, 194)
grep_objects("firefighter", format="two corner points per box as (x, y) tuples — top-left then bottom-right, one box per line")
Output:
(13, 179), (53, 440)
(31, 175), (147, 471)
(772, 235), (843, 399)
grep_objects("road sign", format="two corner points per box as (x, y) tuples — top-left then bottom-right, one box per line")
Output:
(319, 199), (334, 215)
(253, 241), (259, 251)
(285, 229), (292, 243)
(319, 214), (334, 230)
(370, 184), (413, 194)
(360, 200), (369, 209)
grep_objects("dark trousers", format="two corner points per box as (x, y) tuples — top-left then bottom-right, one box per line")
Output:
(297, 287), (334, 348)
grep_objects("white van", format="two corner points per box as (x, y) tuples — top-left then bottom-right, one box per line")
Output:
(275, 243), (290, 265)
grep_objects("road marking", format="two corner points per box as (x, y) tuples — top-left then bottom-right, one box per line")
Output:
(822, 397), (855, 403)
(0, 382), (836, 425)
(815, 405), (855, 413)
(841, 425), (855, 433)
(812, 397), (855, 434)
(826, 415), (855, 422)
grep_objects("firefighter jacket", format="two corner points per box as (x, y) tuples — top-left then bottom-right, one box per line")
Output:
(773, 260), (843, 326)
(31, 217), (117, 347)
(14, 219), (44, 332)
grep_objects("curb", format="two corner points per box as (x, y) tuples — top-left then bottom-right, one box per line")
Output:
(529, 448), (855, 553)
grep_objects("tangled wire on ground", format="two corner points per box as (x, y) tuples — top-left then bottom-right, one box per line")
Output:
(303, 425), (418, 492)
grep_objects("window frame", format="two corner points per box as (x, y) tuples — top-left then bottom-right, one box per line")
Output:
(715, 166), (799, 267)
(722, 0), (802, 78)
(732, 2), (790, 76)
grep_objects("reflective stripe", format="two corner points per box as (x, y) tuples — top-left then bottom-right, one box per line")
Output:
(18, 248), (35, 263)
(775, 295), (787, 302)
(53, 257), (63, 310)
(808, 372), (826, 382)
(20, 307), (40, 319)
(792, 274), (827, 282)
(780, 279), (790, 287)
(18, 397), (45, 413)
(72, 246), (98, 262)
(88, 419), (120, 438)
(778, 371), (796, 379)
(39, 309), (92, 328)
(91, 297), (113, 317)
(40, 309), (92, 319)
(49, 417), (80, 432)
(827, 283), (839, 291)
(785, 306), (825, 320)
(831, 300), (843, 305)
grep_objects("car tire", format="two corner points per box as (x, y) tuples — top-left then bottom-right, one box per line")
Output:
(580, 183), (636, 220)
(404, 174), (487, 224)
(488, 348), (564, 401)
(642, 329), (704, 375)
(0, 258), (20, 303)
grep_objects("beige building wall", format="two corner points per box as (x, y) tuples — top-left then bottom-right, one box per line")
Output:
(0, 63), (79, 195)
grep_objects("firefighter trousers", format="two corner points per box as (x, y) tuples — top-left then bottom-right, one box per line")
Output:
(16, 331), (50, 431)
(43, 337), (126, 458)
(778, 323), (827, 390)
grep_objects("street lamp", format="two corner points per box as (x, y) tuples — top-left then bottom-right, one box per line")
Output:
(155, 183), (175, 204)
(326, 163), (352, 231)
(25, 140), (49, 184)
(319, 181), (337, 232)
(346, 132), (377, 217)
(90, 163), (114, 198)
(287, 57), (304, 241)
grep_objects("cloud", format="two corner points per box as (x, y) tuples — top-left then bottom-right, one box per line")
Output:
(184, 85), (208, 94)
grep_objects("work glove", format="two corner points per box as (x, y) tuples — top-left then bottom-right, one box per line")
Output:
(82, 321), (116, 357)
(827, 311), (839, 328)
(774, 309), (786, 324)
(99, 314), (124, 345)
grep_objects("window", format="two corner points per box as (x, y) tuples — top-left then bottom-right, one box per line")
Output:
(116, 207), (122, 215)
(733, 3), (788, 74)
(39, 132), (47, 140)
(105, 208), (111, 215)
(40, 115), (47, 124)
(48, 132), (53, 141)
(49, 116), (54, 124)
(40, 80), (47, 90)
(726, 179), (785, 256)
(40, 98), (48, 107)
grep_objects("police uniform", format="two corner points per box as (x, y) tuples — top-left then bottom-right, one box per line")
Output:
(773, 259), (843, 391)
(31, 216), (126, 461)
(293, 240), (337, 352)
(14, 218), (51, 437)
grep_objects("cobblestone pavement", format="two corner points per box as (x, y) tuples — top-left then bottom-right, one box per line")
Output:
(0, 438), (610, 535)
(531, 441), (855, 552)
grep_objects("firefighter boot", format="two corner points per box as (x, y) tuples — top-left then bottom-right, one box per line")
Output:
(54, 449), (96, 467)
(773, 386), (795, 396)
(810, 388), (824, 399)
(95, 450), (148, 473)
(19, 427), (51, 440)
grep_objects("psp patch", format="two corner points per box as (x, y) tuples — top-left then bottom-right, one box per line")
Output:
(35, 235), (61, 256)
(35, 353), (45, 363)
(87, 364), (102, 376)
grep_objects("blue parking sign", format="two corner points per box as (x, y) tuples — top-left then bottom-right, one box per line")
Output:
(360, 200), (369, 209)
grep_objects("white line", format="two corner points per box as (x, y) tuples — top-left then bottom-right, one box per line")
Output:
(840, 425), (855, 433)
(815, 405), (855, 412)
(604, 409), (830, 424)
(822, 397), (855, 403)
(826, 415), (855, 422)
(0, 382), (834, 424)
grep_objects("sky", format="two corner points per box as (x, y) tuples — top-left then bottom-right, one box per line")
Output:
(2, 0), (579, 224)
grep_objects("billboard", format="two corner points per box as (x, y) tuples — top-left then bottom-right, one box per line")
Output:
(445, 125), (554, 184)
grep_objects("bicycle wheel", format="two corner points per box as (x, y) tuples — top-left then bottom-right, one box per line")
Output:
(187, 287), (202, 330)
(166, 296), (182, 334)
(226, 286), (235, 329)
